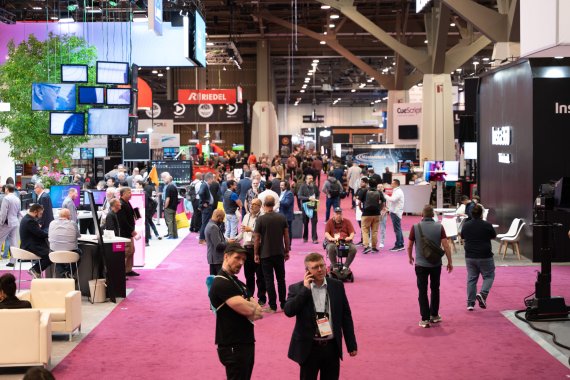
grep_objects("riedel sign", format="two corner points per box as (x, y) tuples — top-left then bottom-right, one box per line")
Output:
(178, 89), (237, 105)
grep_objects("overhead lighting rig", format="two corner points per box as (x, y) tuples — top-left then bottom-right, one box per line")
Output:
(0, 7), (17, 24)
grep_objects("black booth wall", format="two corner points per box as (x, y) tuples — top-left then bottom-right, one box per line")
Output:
(479, 59), (570, 261)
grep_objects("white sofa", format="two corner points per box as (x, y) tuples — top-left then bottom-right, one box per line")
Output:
(19, 279), (82, 341)
(0, 309), (52, 367)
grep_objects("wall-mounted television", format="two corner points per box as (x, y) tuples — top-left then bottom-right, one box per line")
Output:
(32, 83), (76, 111)
(78, 86), (105, 105)
(106, 88), (131, 106)
(49, 184), (81, 208)
(423, 161), (459, 182)
(49, 112), (85, 136)
(464, 142), (477, 160)
(93, 147), (107, 158)
(399, 124), (418, 140)
(61, 64), (88, 83)
(96, 61), (129, 85)
(80, 147), (94, 159)
(123, 134), (150, 161)
(87, 108), (130, 135)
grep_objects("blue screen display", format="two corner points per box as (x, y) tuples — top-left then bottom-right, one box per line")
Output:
(49, 185), (81, 208)
(49, 112), (85, 135)
(83, 190), (107, 206)
(32, 83), (76, 111)
(194, 11), (206, 67)
(88, 108), (130, 135)
(78, 87), (105, 105)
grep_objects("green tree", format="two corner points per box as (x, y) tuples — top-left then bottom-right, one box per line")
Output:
(0, 34), (97, 169)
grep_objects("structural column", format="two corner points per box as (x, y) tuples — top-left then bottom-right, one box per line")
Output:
(420, 74), (455, 161)
(251, 40), (279, 157)
(386, 90), (407, 144)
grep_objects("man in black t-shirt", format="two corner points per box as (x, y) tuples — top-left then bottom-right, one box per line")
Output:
(209, 243), (263, 380)
(162, 172), (179, 239)
(254, 195), (290, 312)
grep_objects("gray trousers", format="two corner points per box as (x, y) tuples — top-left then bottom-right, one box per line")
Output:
(164, 208), (178, 238)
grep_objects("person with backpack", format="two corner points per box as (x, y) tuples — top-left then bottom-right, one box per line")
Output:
(188, 172), (203, 232)
(360, 180), (385, 254)
(407, 205), (453, 328)
(323, 171), (342, 221)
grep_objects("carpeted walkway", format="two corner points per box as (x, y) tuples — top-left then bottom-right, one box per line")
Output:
(52, 197), (570, 379)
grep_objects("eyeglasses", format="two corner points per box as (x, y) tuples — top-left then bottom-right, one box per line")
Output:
(308, 264), (326, 271)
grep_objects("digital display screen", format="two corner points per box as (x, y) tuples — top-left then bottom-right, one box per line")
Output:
(61, 64), (88, 83)
(49, 112), (85, 135)
(106, 88), (131, 106)
(464, 142), (477, 160)
(88, 108), (130, 135)
(151, 160), (193, 185)
(32, 83), (76, 111)
(96, 61), (129, 85)
(49, 185), (81, 208)
(123, 134), (150, 161)
(78, 86), (105, 105)
(423, 161), (459, 182)
(93, 147), (107, 158)
(194, 11), (206, 67)
(80, 147), (94, 159)
(164, 147), (179, 159)
(83, 190), (106, 206)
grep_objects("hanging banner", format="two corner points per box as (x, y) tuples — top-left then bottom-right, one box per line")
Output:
(139, 100), (247, 124)
(279, 135), (292, 158)
(178, 89), (237, 104)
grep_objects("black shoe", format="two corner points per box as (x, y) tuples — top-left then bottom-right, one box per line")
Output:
(145, 242), (150, 247)
(163, 235), (171, 239)
(6, 262), (14, 267)
(126, 271), (140, 277)
(363, 247), (372, 254)
(476, 293), (487, 309)
(258, 299), (267, 307)
(372, 248), (379, 253)
(157, 236), (163, 240)
(303, 239), (308, 243)
(28, 268), (40, 279)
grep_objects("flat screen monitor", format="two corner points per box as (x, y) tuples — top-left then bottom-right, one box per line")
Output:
(49, 112), (85, 136)
(71, 148), (81, 160)
(398, 124), (418, 140)
(31, 83), (76, 111)
(106, 88), (131, 106)
(49, 185), (81, 208)
(123, 134), (150, 161)
(61, 64), (88, 83)
(83, 190), (106, 206)
(464, 142), (477, 160)
(163, 147), (179, 159)
(80, 147), (94, 159)
(398, 160), (413, 173)
(87, 108), (130, 135)
(232, 144), (244, 151)
(93, 147), (107, 158)
(423, 161), (459, 182)
(184, 11), (207, 67)
(96, 61), (129, 85)
(78, 86), (105, 105)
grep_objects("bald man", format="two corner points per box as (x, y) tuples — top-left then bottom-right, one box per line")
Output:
(48, 208), (82, 278)
(205, 209), (227, 275)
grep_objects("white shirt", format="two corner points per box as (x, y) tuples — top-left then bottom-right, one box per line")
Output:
(311, 278), (334, 339)
(385, 187), (405, 219)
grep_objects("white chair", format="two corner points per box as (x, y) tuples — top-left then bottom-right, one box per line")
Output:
(18, 279), (82, 341)
(0, 309), (52, 367)
(49, 251), (81, 293)
(440, 218), (459, 254)
(10, 247), (44, 290)
(497, 218), (521, 239)
(500, 222), (526, 260)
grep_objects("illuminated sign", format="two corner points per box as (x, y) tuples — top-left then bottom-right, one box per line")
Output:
(491, 126), (512, 146)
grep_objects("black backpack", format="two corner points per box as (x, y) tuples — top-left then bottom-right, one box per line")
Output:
(417, 224), (445, 264)
(363, 189), (380, 210)
(187, 181), (199, 201)
(329, 181), (341, 198)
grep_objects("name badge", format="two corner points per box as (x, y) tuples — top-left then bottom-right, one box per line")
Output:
(316, 317), (332, 337)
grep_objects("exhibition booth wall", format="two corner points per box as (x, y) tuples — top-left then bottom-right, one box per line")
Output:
(479, 58), (570, 261)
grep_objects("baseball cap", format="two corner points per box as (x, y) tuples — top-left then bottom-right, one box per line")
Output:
(334, 207), (343, 213)
(224, 242), (248, 255)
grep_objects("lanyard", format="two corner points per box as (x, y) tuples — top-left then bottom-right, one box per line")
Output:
(222, 270), (249, 299)
(312, 287), (330, 316)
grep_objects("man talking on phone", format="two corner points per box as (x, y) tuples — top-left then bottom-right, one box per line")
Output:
(284, 253), (357, 380)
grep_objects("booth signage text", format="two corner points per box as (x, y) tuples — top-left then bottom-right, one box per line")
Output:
(178, 89), (237, 104)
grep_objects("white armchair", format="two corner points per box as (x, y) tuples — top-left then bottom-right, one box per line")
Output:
(18, 279), (82, 341)
(0, 309), (52, 367)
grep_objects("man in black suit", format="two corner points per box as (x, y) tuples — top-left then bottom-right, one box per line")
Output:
(284, 252), (358, 380)
(116, 187), (139, 277)
(198, 172), (215, 244)
(20, 204), (51, 278)
(34, 182), (54, 231)
(105, 198), (122, 237)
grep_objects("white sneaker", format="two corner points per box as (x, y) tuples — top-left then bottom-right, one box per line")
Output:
(467, 305), (474, 311)
(419, 320), (430, 328)
(379, 243), (384, 248)
(430, 315), (442, 323)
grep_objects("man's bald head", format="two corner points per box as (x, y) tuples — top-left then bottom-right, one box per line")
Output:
(59, 208), (71, 220)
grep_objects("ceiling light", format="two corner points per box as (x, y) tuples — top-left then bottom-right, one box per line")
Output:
(166, 67), (170, 70)
(323, 32), (327, 35)
(351, 89), (356, 93)
(302, 85), (307, 89)
(554, 56), (564, 59)
(50, 16), (59, 20)
(450, 23), (456, 27)
(305, 77), (310, 81)
(300, 90), (305, 93)
(86, 8), (102, 13)
(482, 57), (490, 61)
(312, 59), (319, 63)
(367, 79), (373, 83)
(359, 83), (366, 88)
(330, 14), (340, 19)
(392, 62), (396, 65)
(329, 24), (335, 28)
(456, 68), (462, 72)
(320, 40), (326, 45)
(32, 6), (42, 10)
(58, 17), (75, 23)
(206, 42), (215, 46)
(424, 40), (428, 44)
(473, 60), (480, 65)
(321, 5), (331, 9)
(152, 70), (158, 74)
(157, 73), (164, 77)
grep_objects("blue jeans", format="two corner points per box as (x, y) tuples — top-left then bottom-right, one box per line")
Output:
(380, 213), (387, 245)
(390, 212), (404, 247)
(325, 197), (340, 221)
(199, 206), (214, 240)
(465, 257), (495, 306)
(224, 213), (239, 239)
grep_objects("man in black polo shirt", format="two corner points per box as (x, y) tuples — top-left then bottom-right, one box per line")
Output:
(461, 204), (497, 311)
(209, 243), (263, 380)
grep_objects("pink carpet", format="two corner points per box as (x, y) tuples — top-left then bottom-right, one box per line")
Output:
(50, 196), (570, 379)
